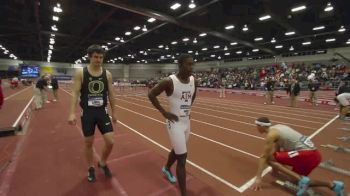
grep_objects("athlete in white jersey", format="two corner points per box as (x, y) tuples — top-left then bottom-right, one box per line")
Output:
(252, 117), (344, 196)
(148, 54), (196, 196)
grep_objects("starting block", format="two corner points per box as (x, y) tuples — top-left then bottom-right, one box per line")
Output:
(275, 180), (321, 196)
(321, 144), (350, 153)
(319, 160), (350, 177)
(337, 137), (350, 143)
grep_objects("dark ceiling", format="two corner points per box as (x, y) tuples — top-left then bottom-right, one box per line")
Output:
(0, 0), (349, 64)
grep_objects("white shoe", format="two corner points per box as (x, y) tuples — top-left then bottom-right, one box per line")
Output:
(53, 99), (57, 102)
(46, 101), (51, 103)
(264, 102), (267, 105)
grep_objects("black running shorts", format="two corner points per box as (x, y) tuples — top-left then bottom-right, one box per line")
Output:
(80, 107), (113, 137)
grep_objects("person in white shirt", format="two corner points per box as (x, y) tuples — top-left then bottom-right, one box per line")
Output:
(148, 54), (196, 196)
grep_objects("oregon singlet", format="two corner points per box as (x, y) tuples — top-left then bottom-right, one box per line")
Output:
(168, 74), (195, 118)
(271, 124), (315, 151)
(80, 67), (108, 109)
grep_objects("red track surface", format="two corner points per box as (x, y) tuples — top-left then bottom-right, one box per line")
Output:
(0, 86), (349, 196)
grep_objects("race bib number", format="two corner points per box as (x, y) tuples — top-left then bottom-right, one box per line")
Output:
(180, 105), (191, 117)
(88, 97), (104, 107)
(299, 135), (315, 148)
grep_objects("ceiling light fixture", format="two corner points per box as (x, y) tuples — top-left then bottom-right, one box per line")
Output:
(271, 37), (276, 43)
(324, 2), (333, 12)
(291, 5), (306, 12)
(242, 24), (248, 31)
(259, 15), (271, 21)
(225, 25), (234, 30)
(170, 3), (181, 10)
(147, 18), (156, 23)
(188, 0), (196, 9)
(312, 26), (325, 31)
(285, 31), (295, 36)
(338, 26), (346, 32)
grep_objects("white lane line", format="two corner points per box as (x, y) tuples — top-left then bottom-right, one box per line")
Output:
(193, 99), (330, 120)
(4, 86), (32, 101)
(117, 121), (244, 192)
(125, 96), (317, 130)
(12, 97), (34, 127)
(115, 97), (265, 140)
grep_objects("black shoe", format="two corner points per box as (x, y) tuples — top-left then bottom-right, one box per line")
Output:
(98, 162), (112, 178)
(87, 167), (96, 182)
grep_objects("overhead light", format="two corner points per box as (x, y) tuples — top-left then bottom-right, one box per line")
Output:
(157, 59), (160, 61)
(52, 16), (59, 21)
(195, 51), (198, 55)
(165, 45), (169, 50)
(347, 40), (350, 45)
(326, 38), (336, 42)
(48, 50), (52, 54)
(213, 45), (220, 49)
(193, 38), (197, 43)
(324, 2), (333, 12)
(142, 25), (147, 32)
(254, 37), (263, 41)
(225, 25), (234, 30)
(275, 45), (283, 49)
(158, 45), (164, 48)
(224, 46), (228, 50)
(170, 3), (181, 10)
(271, 37), (276, 43)
(115, 37), (121, 41)
(252, 49), (259, 52)
(171, 41), (178, 45)
(291, 5), (306, 12)
(199, 33), (207, 37)
(285, 31), (295, 36)
(51, 25), (58, 31)
(188, 50), (193, 53)
(133, 26), (141, 30)
(230, 42), (237, 45)
(53, 6), (62, 13)
(50, 39), (55, 44)
(236, 51), (242, 54)
(242, 24), (248, 32)
(224, 52), (230, 56)
(49, 45), (53, 49)
(218, 56), (221, 60)
(302, 41), (311, 45)
(125, 31), (131, 36)
(210, 54), (216, 57)
(147, 18), (156, 23)
(183, 37), (189, 42)
(188, 0), (196, 9)
(201, 48), (207, 51)
(312, 26), (325, 31)
(338, 26), (346, 32)
(259, 15), (271, 21)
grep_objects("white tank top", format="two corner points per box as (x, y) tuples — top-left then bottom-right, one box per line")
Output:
(271, 124), (315, 151)
(168, 74), (195, 119)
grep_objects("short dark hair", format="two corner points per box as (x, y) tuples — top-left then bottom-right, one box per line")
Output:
(256, 117), (271, 124)
(87, 45), (105, 57)
(178, 54), (192, 67)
